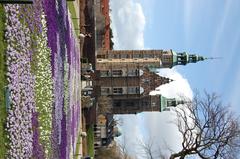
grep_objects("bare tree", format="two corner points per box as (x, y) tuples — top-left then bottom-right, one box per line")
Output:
(81, 96), (92, 108)
(138, 137), (168, 159)
(95, 140), (133, 159)
(97, 96), (113, 114)
(118, 135), (135, 159)
(170, 92), (240, 159)
(138, 138), (155, 159)
(95, 142), (121, 159)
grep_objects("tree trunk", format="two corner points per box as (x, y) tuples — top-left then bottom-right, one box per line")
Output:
(169, 151), (188, 159)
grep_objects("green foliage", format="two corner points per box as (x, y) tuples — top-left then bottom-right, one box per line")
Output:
(97, 96), (112, 114)
(87, 125), (95, 157)
(0, 5), (8, 159)
(74, 131), (82, 159)
(67, 1), (79, 36)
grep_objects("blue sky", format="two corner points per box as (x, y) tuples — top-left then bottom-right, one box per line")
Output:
(110, 0), (240, 158)
(142, 0), (240, 110)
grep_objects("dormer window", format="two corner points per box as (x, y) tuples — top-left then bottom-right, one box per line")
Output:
(143, 79), (150, 84)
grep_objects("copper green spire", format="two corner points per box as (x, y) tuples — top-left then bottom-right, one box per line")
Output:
(160, 95), (186, 112)
(172, 51), (206, 67)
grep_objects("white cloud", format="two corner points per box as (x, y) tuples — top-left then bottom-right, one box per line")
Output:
(110, 0), (145, 49)
(154, 68), (193, 99)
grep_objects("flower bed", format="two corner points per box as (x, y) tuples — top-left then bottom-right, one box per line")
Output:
(2, 1), (81, 158)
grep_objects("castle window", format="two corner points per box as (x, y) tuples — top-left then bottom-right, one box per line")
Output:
(151, 102), (156, 107)
(113, 88), (123, 94)
(126, 101), (134, 106)
(143, 79), (150, 84)
(108, 54), (114, 58)
(143, 54), (154, 58)
(114, 54), (120, 58)
(128, 69), (138, 76)
(101, 87), (110, 95)
(112, 70), (123, 76)
(100, 70), (110, 77)
(133, 54), (141, 58)
(97, 55), (105, 58)
(120, 54), (128, 58)
(113, 101), (121, 107)
(128, 87), (139, 94)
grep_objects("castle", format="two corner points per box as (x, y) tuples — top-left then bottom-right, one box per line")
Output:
(94, 49), (206, 114)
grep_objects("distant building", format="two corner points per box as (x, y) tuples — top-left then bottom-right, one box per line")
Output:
(94, 114), (121, 149)
(94, 49), (206, 114)
(95, 0), (111, 50)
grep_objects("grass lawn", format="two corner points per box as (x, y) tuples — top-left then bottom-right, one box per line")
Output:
(0, 5), (8, 159)
(67, 1), (80, 36)
(87, 124), (94, 157)
(74, 130), (82, 159)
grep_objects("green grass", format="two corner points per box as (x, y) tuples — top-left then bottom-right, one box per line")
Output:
(67, 1), (80, 36)
(74, 131), (83, 159)
(0, 4), (8, 159)
(87, 125), (94, 157)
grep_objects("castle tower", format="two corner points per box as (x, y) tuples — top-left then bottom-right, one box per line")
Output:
(96, 49), (206, 69)
(95, 48), (205, 114)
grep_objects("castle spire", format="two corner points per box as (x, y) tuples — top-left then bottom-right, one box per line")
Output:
(160, 76), (174, 86)
(171, 50), (207, 67)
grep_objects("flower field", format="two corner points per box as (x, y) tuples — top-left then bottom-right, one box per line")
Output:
(0, 1), (81, 158)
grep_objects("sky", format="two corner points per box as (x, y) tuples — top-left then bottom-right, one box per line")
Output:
(110, 0), (240, 158)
